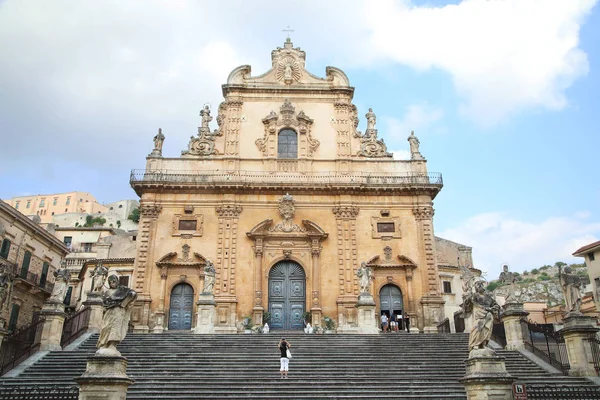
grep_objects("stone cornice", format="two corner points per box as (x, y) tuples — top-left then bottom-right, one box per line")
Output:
(332, 206), (359, 219)
(215, 205), (243, 218)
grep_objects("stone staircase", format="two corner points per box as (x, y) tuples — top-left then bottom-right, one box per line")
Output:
(1, 332), (598, 399)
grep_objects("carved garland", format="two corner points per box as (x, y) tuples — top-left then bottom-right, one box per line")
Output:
(256, 99), (320, 158)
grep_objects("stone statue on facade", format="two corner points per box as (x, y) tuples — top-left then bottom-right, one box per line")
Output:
(357, 262), (373, 294)
(97, 275), (137, 355)
(203, 260), (216, 294)
(0, 265), (13, 312)
(90, 262), (109, 293)
(464, 280), (500, 355)
(151, 128), (165, 156)
(200, 105), (213, 131)
(365, 108), (376, 131)
(558, 265), (582, 315)
(408, 131), (423, 160)
(49, 262), (70, 303)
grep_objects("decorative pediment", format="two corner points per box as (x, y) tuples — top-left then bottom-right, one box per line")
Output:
(156, 251), (207, 268)
(256, 100), (319, 158)
(247, 219), (327, 241)
(366, 254), (417, 269)
(224, 39), (351, 92)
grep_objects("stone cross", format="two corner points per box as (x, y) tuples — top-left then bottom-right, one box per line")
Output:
(282, 25), (294, 40)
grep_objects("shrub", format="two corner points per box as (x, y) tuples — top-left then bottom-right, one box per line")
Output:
(531, 268), (539, 275)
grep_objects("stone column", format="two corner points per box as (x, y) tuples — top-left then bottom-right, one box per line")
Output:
(195, 293), (217, 334)
(501, 303), (529, 351)
(413, 205), (445, 333)
(559, 313), (600, 377)
(83, 293), (104, 333)
(461, 349), (515, 400)
(356, 293), (379, 334)
(39, 300), (67, 351)
(153, 268), (168, 333)
(252, 240), (264, 326)
(310, 242), (322, 325)
(76, 355), (134, 400)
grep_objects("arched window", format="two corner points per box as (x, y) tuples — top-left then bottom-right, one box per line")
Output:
(278, 129), (298, 159)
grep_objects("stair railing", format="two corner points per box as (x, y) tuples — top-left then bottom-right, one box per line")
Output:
(0, 385), (79, 399)
(526, 384), (600, 399)
(436, 317), (451, 333)
(521, 319), (570, 375)
(585, 333), (600, 375)
(60, 306), (91, 348)
(0, 318), (45, 376)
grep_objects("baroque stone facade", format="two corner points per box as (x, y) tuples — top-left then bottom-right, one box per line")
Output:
(129, 39), (458, 333)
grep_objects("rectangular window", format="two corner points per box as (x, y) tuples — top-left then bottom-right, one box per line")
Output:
(40, 199), (45, 207)
(15, 202), (19, 209)
(119, 276), (130, 287)
(20, 251), (32, 278)
(53, 198), (58, 206)
(26, 200), (31, 208)
(64, 286), (73, 306)
(377, 222), (395, 233)
(82, 243), (93, 252)
(8, 304), (20, 333)
(0, 239), (10, 259)
(590, 252), (596, 261)
(178, 220), (197, 231)
(40, 262), (49, 287)
(66, 197), (71, 205)
(442, 281), (452, 294)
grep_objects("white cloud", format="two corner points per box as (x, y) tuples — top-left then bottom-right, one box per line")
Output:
(391, 150), (411, 160)
(385, 103), (444, 138)
(438, 212), (600, 280)
(365, 0), (597, 125)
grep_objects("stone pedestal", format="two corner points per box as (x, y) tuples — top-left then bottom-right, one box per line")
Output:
(421, 295), (446, 333)
(153, 312), (165, 333)
(76, 355), (134, 400)
(356, 294), (379, 334)
(559, 313), (599, 377)
(461, 349), (515, 400)
(501, 303), (529, 351)
(83, 293), (104, 333)
(39, 300), (66, 351)
(194, 293), (216, 334)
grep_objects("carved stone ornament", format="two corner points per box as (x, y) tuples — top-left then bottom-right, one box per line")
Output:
(413, 206), (435, 220)
(0, 263), (15, 312)
(179, 244), (191, 262)
(277, 56), (301, 85)
(384, 246), (392, 261)
(182, 104), (224, 157)
(256, 100), (320, 158)
(353, 107), (392, 158)
(140, 204), (162, 219)
(332, 206), (360, 219)
(215, 205), (243, 218)
(269, 194), (306, 233)
(283, 249), (292, 259)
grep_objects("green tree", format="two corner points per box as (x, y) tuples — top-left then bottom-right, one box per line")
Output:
(84, 215), (106, 227)
(531, 268), (539, 275)
(487, 281), (501, 291)
(554, 261), (567, 269)
(128, 208), (140, 223)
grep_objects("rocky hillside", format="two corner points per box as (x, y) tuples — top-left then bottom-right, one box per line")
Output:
(489, 262), (588, 305)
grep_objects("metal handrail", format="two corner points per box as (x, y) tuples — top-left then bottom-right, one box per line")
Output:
(130, 169), (443, 187)
(0, 318), (45, 376)
(521, 319), (570, 374)
(60, 307), (91, 347)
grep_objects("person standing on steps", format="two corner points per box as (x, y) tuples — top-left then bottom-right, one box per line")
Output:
(278, 338), (291, 379)
(380, 312), (389, 333)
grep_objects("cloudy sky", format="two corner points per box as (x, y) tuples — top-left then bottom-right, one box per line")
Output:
(1, 0), (598, 279)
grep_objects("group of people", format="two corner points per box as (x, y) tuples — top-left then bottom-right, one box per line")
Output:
(380, 311), (410, 333)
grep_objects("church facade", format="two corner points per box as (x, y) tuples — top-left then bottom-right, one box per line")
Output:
(129, 39), (462, 334)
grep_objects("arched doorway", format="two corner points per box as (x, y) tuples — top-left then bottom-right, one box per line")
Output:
(379, 284), (403, 319)
(268, 261), (305, 330)
(169, 282), (194, 330)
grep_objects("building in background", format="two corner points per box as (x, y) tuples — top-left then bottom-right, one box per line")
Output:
(574, 240), (600, 312)
(0, 200), (68, 333)
(6, 192), (107, 224)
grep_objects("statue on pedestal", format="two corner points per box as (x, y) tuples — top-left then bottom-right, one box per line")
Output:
(357, 262), (373, 294)
(49, 263), (70, 303)
(200, 105), (213, 131)
(464, 280), (500, 353)
(0, 265), (13, 312)
(97, 275), (137, 355)
(365, 108), (376, 131)
(203, 260), (216, 294)
(498, 264), (521, 303)
(90, 262), (108, 293)
(407, 131), (423, 160)
(558, 265), (582, 314)
(152, 128), (165, 156)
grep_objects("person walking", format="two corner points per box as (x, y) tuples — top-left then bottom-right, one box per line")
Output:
(278, 338), (291, 379)
(380, 313), (389, 333)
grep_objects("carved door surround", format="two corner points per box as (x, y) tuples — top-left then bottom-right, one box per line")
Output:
(246, 218), (327, 325)
(154, 251), (208, 332)
(366, 254), (417, 315)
